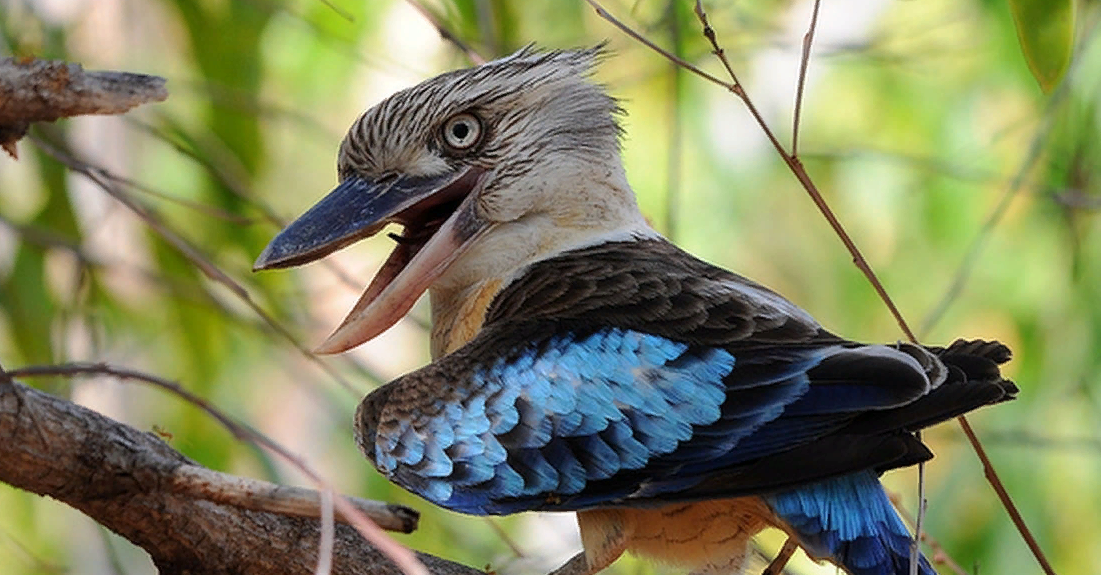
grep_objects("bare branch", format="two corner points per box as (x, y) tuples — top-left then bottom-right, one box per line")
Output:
(759, 538), (797, 575)
(687, 0), (919, 344)
(912, 431), (927, 575)
(889, 491), (969, 575)
(588, 2), (1052, 573)
(169, 466), (417, 532)
(406, 1), (487, 64)
(0, 58), (166, 158)
(28, 134), (366, 397)
(4, 362), (425, 575)
(791, 0), (821, 157)
(0, 377), (482, 575)
(957, 416), (1055, 574)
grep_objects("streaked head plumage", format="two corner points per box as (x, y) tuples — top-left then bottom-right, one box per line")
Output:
(256, 46), (651, 354)
(337, 46), (622, 192)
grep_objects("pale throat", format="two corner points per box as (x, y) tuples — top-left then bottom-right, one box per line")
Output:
(426, 175), (654, 359)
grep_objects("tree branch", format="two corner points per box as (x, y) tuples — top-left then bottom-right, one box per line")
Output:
(0, 379), (484, 575)
(0, 57), (166, 158)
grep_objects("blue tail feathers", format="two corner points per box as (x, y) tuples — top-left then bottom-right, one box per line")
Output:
(765, 471), (935, 575)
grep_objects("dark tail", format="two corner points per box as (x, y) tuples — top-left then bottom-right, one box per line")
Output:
(767, 340), (1016, 574)
(843, 339), (1017, 442)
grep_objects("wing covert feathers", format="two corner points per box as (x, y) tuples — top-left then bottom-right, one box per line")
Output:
(354, 239), (1017, 515)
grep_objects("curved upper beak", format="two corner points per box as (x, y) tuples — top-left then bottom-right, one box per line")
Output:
(254, 168), (489, 354)
(253, 172), (459, 272)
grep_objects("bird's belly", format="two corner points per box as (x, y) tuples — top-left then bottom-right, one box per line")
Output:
(578, 498), (778, 573)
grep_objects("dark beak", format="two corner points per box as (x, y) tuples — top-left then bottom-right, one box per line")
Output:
(254, 172), (459, 271)
(254, 168), (489, 354)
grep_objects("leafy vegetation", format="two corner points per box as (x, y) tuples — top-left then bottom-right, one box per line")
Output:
(1, 1), (1098, 573)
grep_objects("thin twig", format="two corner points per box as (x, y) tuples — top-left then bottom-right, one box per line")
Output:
(4, 362), (428, 575)
(96, 169), (256, 225)
(907, 429), (924, 572)
(169, 465), (417, 532)
(760, 538), (798, 575)
(0, 526), (65, 573)
(405, 0), (487, 64)
(958, 416), (1056, 575)
(585, 0), (730, 89)
(315, 0), (355, 23)
(29, 133), (365, 397)
(127, 117), (370, 298)
(687, 0), (918, 343)
(664, 0), (684, 241)
(586, 1), (1053, 573)
(919, 16), (1084, 337)
(791, 0), (821, 157)
(918, 124), (1048, 337)
(483, 519), (527, 559)
(890, 491), (969, 575)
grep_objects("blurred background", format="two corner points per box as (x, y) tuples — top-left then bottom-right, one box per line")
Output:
(0, 0), (1097, 573)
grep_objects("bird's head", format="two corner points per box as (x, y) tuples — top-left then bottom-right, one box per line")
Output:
(255, 47), (651, 354)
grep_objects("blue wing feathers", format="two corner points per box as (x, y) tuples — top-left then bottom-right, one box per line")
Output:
(387, 328), (743, 511)
(766, 471), (935, 575)
(600, 420), (650, 469)
(373, 327), (949, 518)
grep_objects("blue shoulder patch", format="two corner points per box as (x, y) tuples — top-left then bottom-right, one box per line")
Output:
(374, 328), (735, 514)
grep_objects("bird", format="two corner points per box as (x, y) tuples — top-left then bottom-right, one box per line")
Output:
(254, 47), (1018, 575)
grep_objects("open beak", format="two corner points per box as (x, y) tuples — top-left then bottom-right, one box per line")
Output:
(254, 167), (489, 354)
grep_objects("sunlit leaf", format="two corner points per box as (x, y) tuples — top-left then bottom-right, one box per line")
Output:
(1008, 0), (1075, 92)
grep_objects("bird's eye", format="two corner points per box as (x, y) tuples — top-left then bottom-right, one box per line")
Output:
(441, 113), (482, 151)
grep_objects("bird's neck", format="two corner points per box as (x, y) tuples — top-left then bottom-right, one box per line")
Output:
(428, 226), (659, 358)
(427, 170), (655, 358)
(428, 278), (506, 358)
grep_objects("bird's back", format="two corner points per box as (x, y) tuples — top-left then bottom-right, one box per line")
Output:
(355, 238), (1016, 515)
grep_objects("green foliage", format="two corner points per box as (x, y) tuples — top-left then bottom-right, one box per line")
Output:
(1009, 0), (1076, 92)
(1, 1), (1099, 574)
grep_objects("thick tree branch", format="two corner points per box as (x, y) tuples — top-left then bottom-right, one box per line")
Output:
(0, 57), (167, 158)
(0, 379), (484, 575)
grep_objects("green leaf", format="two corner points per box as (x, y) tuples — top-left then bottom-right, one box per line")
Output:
(1008, 0), (1075, 92)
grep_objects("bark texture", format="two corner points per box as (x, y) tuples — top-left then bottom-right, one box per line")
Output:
(0, 379), (484, 575)
(0, 57), (167, 157)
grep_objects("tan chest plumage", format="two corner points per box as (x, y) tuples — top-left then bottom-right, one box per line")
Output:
(576, 499), (781, 575)
(431, 278), (504, 357)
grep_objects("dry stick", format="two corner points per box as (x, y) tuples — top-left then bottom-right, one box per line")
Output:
(685, 0), (918, 343)
(483, 519), (528, 560)
(665, 0), (685, 242)
(169, 466), (416, 532)
(124, 118), (396, 388)
(4, 363), (428, 575)
(912, 436), (927, 575)
(889, 492), (968, 575)
(792, 2), (929, 563)
(125, 118), (370, 299)
(791, 0), (821, 158)
(29, 134), (365, 398)
(315, 0), (355, 23)
(405, 0), (487, 65)
(688, 5), (1055, 574)
(98, 169), (256, 224)
(918, 123), (1048, 337)
(588, 1), (1053, 574)
(691, 3), (1053, 572)
(760, 539), (798, 575)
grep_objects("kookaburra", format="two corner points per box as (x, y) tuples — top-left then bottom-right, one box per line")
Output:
(255, 47), (1016, 575)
